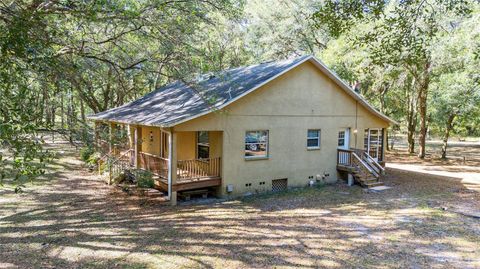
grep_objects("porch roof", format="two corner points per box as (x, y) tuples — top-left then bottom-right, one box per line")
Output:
(88, 55), (397, 127)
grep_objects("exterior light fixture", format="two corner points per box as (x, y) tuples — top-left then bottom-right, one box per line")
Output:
(149, 131), (154, 142)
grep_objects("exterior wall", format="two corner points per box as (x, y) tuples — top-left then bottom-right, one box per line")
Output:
(209, 131), (223, 158)
(177, 132), (196, 160)
(174, 61), (389, 197)
(136, 128), (223, 161)
(176, 131), (223, 160)
(140, 126), (161, 156)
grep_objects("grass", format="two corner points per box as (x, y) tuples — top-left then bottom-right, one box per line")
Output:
(0, 140), (480, 268)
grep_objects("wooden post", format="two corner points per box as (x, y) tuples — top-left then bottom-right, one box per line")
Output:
(134, 126), (139, 168)
(108, 122), (115, 185)
(94, 121), (100, 150)
(168, 129), (178, 206)
(109, 122), (113, 154)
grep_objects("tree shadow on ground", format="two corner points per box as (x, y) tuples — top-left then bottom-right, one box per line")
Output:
(1, 144), (480, 268)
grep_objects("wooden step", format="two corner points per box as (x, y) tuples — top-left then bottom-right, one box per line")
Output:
(364, 181), (384, 188)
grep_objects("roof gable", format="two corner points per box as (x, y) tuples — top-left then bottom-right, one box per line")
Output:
(88, 55), (396, 126)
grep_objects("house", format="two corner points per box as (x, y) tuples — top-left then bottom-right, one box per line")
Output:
(88, 55), (396, 205)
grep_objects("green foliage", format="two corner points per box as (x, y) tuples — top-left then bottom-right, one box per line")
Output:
(135, 170), (154, 188)
(0, 0), (244, 189)
(88, 152), (101, 166)
(429, 8), (480, 138)
(0, 0), (479, 184)
(314, 0), (479, 142)
(80, 147), (95, 162)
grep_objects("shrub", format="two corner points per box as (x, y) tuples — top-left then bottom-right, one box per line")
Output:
(87, 152), (101, 166)
(80, 146), (94, 162)
(136, 170), (154, 188)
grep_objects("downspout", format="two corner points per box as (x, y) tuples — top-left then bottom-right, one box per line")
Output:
(354, 101), (358, 149)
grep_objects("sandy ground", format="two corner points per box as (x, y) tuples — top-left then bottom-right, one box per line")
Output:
(0, 140), (479, 269)
(387, 142), (480, 192)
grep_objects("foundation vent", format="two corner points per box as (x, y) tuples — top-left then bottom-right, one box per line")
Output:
(272, 178), (288, 192)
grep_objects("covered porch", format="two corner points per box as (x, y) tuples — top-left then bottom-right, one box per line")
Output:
(96, 122), (222, 205)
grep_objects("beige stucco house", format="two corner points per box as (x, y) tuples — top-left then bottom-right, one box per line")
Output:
(89, 55), (396, 205)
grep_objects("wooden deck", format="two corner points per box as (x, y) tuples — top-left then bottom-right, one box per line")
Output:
(154, 176), (222, 192)
(336, 148), (385, 188)
(137, 152), (222, 192)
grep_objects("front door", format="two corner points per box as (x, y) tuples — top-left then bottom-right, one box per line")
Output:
(338, 128), (350, 150)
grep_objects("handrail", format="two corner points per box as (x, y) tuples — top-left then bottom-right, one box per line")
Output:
(337, 148), (354, 153)
(338, 148), (383, 181)
(177, 157), (221, 180)
(139, 151), (168, 178)
(352, 152), (376, 176)
(363, 152), (385, 173)
(117, 149), (133, 160)
(139, 151), (168, 160)
(107, 149), (135, 184)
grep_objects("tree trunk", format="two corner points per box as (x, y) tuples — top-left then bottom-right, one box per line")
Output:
(417, 85), (428, 158)
(417, 61), (431, 159)
(51, 104), (56, 129)
(60, 92), (64, 130)
(406, 80), (417, 154)
(441, 114), (456, 159)
(390, 130), (395, 150)
(80, 97), (86, 123)
(67, 90), (75, 144)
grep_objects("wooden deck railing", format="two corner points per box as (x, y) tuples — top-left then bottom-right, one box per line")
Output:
(107, 149), (134, 184)
(139, 152), (169, 179)
(177, 157), (221, 181)
(137, 152), (221, 182)
(337, 148), (384, 180)
(337, 148), (368, 166)
(337, 148), (353, 166)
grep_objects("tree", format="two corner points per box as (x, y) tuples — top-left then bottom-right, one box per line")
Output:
(244, 0), (329, 60)
(0, 0), (243, 189)
(430, 8), (480, 158)
(312, 0), (473, 158)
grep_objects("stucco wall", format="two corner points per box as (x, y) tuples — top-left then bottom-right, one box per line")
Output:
(177, 132), (196, 160)
(136, 128), (222, 162)
(173, 61), (389, 197)
(140, 126), (161, 156)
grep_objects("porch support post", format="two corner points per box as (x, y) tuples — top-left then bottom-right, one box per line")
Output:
(109, 122), (116, 155)
(94, 121), (100, 150)
(167, 129), (178, 206)
(108, 122), (114, 185)
(134, 126), (139, 168)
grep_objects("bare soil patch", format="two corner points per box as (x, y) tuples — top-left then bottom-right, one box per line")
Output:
(1, 141), (479, 268)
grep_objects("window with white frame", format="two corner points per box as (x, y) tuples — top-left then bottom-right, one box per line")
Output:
(307, 129), (321, 149)
(245, 130), (268, 158)
(338, 131), (346, 147)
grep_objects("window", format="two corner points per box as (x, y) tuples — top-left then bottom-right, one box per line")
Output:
(245, 130), (268, 158)
(338, 131), (346, 147)
(307, 129), (321, 149)
(160, 132), (169, 158)
(197, 131), (209, 159)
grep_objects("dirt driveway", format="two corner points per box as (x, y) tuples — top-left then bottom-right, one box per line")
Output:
(1, 141), (479, 269)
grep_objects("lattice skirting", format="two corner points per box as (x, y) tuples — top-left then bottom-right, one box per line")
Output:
(272, 178), (288, 192)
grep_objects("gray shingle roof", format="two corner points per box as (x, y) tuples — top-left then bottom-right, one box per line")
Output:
(88, 55), (397, 126)
(88, 55), (311, 127)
